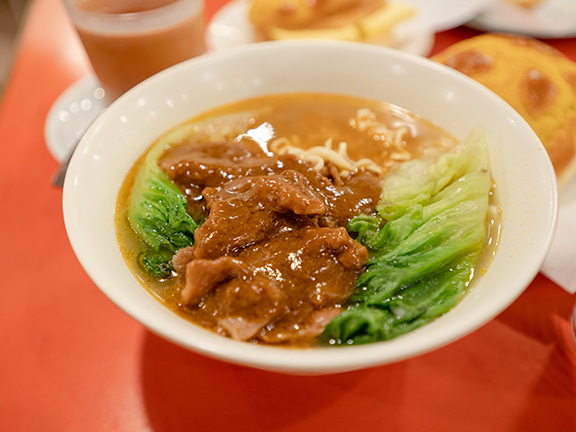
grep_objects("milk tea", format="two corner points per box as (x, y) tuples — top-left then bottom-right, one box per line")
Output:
(69, 0), (204, 102)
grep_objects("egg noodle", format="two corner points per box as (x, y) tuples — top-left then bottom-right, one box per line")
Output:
(269, 108), (413, 178)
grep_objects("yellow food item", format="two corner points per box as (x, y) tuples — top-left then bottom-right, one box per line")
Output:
(433, 33), (576, 183)
(249, 0), (416, 45)
(269, 23), (362, 42)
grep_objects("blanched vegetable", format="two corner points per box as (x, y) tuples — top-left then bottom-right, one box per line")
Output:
(128, 124), (203, 277)
(127, 114), (256, 278)
(322, 127), (491, 344)
(128, 139), (197, 253)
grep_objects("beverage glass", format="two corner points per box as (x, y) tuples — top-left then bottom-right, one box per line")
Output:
(62, 0), (205, 103)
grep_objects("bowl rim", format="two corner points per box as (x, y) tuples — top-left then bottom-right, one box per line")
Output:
(63, 40), (559, 374)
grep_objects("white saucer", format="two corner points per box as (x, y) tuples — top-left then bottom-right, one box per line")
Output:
(407, 0), (493, 32)
(45, 75), (108, 163)
(206, 0), (435, 57)
(468, 0), (576, 38)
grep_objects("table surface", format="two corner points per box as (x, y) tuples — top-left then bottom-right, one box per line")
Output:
(1, 0), (575, 430)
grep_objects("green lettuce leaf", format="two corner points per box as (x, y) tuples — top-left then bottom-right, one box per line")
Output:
(321, 127), (491, 345)
(128, 130), (198, 254)
(127, 113), (256, 278)
(128, 129), (198, 277)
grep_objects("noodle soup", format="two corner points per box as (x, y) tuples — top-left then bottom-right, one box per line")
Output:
(116, 93), (499, 347)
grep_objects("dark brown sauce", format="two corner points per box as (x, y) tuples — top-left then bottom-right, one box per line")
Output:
(165, 140), (381, 345)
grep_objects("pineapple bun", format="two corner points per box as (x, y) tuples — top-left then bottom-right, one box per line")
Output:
(433, 33), (576, 184)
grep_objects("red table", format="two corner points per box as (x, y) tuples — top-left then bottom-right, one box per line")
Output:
(1, 1), (575, 430)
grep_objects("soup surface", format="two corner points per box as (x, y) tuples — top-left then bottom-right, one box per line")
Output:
(116, 93), (496, 347)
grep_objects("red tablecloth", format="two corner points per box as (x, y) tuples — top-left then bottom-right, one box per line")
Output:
(1, 1), (575, 430)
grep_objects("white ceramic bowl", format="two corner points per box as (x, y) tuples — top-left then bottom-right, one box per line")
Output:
(63, 41), (558, 375)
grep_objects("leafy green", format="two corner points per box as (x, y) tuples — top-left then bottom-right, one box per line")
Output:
(127, 113), (256, 278)
(128, 136), (198, 254)
(138, 250), (176, 279)
(321, 127), (491, 345)
(127, 125), (201, 277)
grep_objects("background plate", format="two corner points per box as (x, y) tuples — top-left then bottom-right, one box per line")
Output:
(468, 0), (576, 39)
(45, 75), (107, 162)
(206, 0), (435, 57)
(407, 0), (493, 32)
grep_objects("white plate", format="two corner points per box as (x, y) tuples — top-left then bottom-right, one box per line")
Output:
(45, 75), (107, 163)
(206, 0), (435, 57)
(541, 169), (576, 294)
(468, 0), (576, 38)
(407, 0), (494, 32)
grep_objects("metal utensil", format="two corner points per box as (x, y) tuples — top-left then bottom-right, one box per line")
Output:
(51, 134), (83, 188)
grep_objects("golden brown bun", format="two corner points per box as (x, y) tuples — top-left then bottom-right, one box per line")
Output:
(433, 34), (576, 184)
(249, 0), (416, 45)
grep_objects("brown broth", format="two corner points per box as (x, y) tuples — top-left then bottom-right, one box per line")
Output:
(187, 93), (458, 170)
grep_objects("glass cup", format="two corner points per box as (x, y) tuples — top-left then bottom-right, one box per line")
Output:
(62, 0), (205, 104)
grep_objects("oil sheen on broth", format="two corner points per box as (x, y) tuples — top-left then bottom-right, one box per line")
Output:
(115, 93), (497, 347)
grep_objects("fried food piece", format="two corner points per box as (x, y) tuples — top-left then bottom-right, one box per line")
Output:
(249, 0), (416, 45)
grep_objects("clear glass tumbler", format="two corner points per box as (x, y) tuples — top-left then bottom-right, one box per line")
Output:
(62, 0), (205, 103)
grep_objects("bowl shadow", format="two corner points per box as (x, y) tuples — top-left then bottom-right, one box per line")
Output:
(139, 276), (576, 432)
(139, 331), (409, 431)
